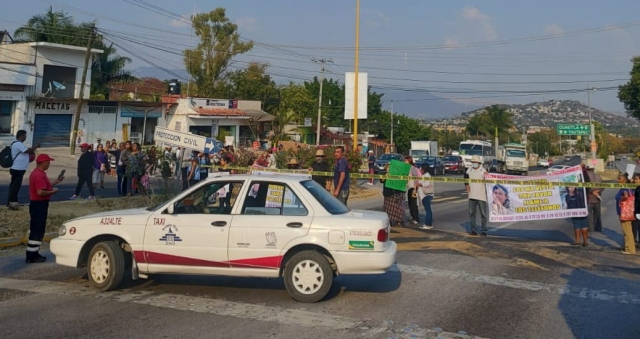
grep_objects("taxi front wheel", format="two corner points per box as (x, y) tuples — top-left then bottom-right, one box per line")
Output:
(283, 251), (333, 303)
(87, 241), (125, 291)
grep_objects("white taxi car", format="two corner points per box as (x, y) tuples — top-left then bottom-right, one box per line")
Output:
(50, 173), (397, 303)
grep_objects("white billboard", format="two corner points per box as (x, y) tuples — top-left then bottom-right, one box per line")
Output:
(344, 72), (368, 120)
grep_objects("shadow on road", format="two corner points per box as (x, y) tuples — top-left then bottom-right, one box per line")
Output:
(558, 268), (640, 339)
(117, 268), (402, 302)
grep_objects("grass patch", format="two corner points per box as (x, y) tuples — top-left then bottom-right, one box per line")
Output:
(0, 195), (167, 239)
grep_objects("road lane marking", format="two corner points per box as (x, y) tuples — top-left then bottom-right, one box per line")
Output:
(0, 278), (486, 339)
(394, 264), (640, 305)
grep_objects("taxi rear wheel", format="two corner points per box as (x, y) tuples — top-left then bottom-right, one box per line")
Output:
(87, 241), (125, 292)
(283, 251), (333, 303)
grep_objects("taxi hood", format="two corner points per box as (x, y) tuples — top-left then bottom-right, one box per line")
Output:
(66, 208), (151, 223)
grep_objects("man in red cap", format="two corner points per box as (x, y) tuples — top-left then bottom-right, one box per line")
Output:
(27, 154), (64, 263)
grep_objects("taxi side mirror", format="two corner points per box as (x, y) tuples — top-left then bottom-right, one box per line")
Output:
(166, 204), (175, 215)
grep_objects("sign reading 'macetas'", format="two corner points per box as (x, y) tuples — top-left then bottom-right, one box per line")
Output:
(154, 126), (207, 151)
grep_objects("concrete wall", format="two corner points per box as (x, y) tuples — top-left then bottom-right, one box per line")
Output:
(0, 44), (33, 63)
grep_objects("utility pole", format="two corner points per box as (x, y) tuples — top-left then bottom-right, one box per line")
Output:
(70, 24), (95, 155)
(351, 0), (361, 151)
(587, 85), (596, 160)
(313, 58), (331, 146)
(390, 100), (394, 145)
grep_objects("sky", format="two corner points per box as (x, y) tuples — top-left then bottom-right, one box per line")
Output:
(3, 0), (640, 115)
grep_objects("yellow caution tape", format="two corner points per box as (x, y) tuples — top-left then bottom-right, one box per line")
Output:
(192, 165), (637, 189)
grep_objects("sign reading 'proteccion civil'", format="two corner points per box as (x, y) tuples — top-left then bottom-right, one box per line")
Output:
(153, 126), (207, 151)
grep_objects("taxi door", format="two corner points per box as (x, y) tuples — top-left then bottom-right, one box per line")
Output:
(228, 181), (313, 270)
(141, 180), (245, 274)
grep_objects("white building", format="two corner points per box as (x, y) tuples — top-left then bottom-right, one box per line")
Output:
(0, 40), (103, 146)
(162, 95), (274, 148)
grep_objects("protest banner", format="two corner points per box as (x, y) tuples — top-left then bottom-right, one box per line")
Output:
(384, 159), (411, 191)
(485, 166), (588, 223)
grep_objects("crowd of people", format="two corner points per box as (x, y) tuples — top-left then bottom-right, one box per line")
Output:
(5, 129), (640, 261)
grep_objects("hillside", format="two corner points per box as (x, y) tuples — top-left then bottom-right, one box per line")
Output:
(429, 100), (640, 135)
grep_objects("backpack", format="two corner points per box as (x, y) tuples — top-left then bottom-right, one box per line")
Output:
(0, 141), (18, 168)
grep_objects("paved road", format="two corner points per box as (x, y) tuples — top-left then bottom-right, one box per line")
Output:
(2, 170), (640, 338)
(2, 201), (639, 338)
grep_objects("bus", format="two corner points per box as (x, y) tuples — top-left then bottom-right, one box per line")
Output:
(457, 140), (495, 169)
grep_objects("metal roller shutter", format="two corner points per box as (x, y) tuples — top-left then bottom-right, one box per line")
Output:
(33, 114), (72, 147)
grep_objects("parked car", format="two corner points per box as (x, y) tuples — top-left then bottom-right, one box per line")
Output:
(547, 165), (571, 175)
(442, 155), (465, 174)
(50, 174), (397, 303)
(373, 153), (404, 174)
(538, 159), (550, 167)
(565, 156), (572, 162)
(415, 156), (445, 175)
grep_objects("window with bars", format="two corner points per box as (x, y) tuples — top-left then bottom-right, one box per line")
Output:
(88, 106), (117, 114)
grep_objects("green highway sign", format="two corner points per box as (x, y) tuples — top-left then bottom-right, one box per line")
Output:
(556, 124), (590, 136)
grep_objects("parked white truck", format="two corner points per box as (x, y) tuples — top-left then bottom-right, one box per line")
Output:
(496, 143), (528, 175)
(410, 141), (439, 162)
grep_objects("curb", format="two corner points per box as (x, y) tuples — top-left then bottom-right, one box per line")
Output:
(0, 232), (59, 249)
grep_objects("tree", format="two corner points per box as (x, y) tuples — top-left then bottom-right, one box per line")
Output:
(618, 56), (640, 121)
(14, 7), (133, 99)
(13, 7), (92, 46)
(466, 113), (488, 138)
(304, 77), (345, 128)
(184, 8), (253, 97)
(279, 82), (315, 125)
(483, 105), (514, 142)
(225, 62), (278, 113)
(91, 42), (134, 99)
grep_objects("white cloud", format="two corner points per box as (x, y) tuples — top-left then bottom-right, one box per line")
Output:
(544, 23), (564, 35)
(461, 6), (489, 21)
(443, 7), (497, 45)
(236, 17), (258, 33)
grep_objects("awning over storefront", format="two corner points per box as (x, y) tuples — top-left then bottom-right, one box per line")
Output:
(120, 104), (162, 118)
(244, 108), (275, 122)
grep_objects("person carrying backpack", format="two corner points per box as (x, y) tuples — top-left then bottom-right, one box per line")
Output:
(2, 130), (40, 210)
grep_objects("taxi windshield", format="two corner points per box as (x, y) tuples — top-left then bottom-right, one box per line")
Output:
(300, 180), (350, 215)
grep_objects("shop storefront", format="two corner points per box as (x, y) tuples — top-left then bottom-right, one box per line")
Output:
(32, 100), (76, 147)
(121, 104), (162, 144)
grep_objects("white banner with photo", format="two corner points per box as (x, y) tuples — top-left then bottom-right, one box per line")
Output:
(485, 166), (588, 223)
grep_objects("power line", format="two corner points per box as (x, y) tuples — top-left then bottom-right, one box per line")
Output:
(246, 21), (640, 51)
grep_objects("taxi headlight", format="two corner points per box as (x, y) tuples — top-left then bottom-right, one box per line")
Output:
(59, 225), (67, 236)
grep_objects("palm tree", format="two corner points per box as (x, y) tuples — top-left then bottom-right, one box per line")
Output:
(466, 113), (488, 138)
(14, 7), (90, 46)
(91, 42), (135, 99)
(483, 105), (514, 142)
